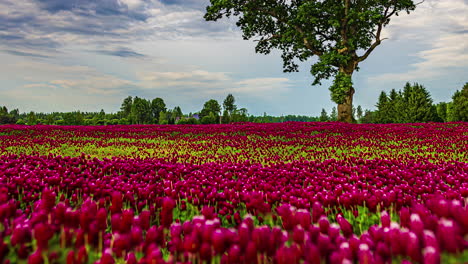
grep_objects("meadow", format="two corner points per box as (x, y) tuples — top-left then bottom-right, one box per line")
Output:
(0, 122), (467, 264)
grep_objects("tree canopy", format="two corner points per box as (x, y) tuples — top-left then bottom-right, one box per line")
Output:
(205, 0), (418, 122)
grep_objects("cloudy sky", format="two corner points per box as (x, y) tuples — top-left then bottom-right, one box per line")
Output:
(0, 0), (466, 116)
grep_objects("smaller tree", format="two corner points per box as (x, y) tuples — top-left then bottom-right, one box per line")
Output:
(27, 111), (38, 125)
(221, 110), (230, 124)
(436, 102), (448, 122)
(120, 96), (133, 118)
(451, 83), (468, 121)
(223, 94), (237, 116)
(356, 105), (363, 122)
(375, 91), (390, 123)
(200, 99), (221, 123)
(159, 111), (168, 125)
(319, 108), (329, 122)
(151, 98), (167, 123)
(330, 107), (337, 121)
(402, 83), (436, 122)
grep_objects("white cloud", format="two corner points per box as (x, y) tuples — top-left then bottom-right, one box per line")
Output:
(371, 0), (468, 83)
(234, 78), (291, 94)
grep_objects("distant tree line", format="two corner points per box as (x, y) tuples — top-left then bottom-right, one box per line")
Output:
(1, 82), (466, 125)
(318, 82), (468, 123)
(0, 94), (249, 126)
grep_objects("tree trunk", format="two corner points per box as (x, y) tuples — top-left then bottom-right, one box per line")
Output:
(337, 87), (355, 123)
(337, 66), (356, 123)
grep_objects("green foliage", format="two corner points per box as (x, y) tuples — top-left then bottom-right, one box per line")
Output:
(319, 108), (329, 122)
(222, 109), (230, 124)
(177, 118), (200, 125)
(151, 98), (167, 123)
(131, 97), (152, 124)
(450, 83), (468, 121)
(436, 102), (448, 122)
(0, 106), (19, 124)
(120, 96), (133, 118)
(159, 111), (168, 125)
(223, 94), (237, 115)
(330, 107), (337, 121)
(201, 112), (218, 124)
(329, 72), (353, 104)
(356, 105), (363, 121)
(200, 99), (221, 122)
(375, 83), (438, 123)
(27, 111), (38, 125)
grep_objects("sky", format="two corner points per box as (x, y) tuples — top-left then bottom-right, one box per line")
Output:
(0, 0), (467, 116)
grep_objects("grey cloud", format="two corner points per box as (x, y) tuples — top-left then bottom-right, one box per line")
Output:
(158, 0), (209, 10)
(35, 0), (150, 21)
(2, 49), (51, 58)
(92, 47), (146, 58)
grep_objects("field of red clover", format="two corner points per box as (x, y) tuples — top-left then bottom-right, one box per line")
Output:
(0, 122), (467, 264)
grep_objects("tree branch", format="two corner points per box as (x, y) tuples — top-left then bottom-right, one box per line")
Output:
(357, 3), (395, 62)
(267, 9), (323, 56)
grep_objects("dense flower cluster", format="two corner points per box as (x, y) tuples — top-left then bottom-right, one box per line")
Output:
(0, 122), (466, 163)
(0, 123), (467, 263)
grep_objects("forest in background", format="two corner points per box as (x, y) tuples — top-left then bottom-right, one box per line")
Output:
(0, 82), (466, 126)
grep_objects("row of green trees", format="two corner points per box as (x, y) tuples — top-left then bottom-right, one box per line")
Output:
(0, 94), (250, 125)
(1, 82), (466, 125)
(318, 82), (467, 123)
(373, 82), (467, 123)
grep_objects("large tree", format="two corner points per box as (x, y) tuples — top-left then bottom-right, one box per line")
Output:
(205, 0), (418, 122)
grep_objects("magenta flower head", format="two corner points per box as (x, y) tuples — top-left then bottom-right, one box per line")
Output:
(130, 226), (143, 246)
(318, 216), (330, 234)
(170, 223), (182, 238)
(337, 215), (353, 238)
(295, 209), (311, 229)
(276, 204), (296, 231)
(275, 245), (300, 264)
(317, 233), (332, 257)
(139, 210), (151, 230)
(77, 246), (88, 264)
(212, 229), (226, 254)
(238, 223), (251, 250)
(28, 250), (43, 264)
(199, 242), (212, 262)
(66, 251), (75, 264)
(422, 246), (440, 264)
(96, 207), (108, 231)
(406, 231), (422, 262)
(304, 242), (321, 264)
(121, 209), (134, 233)
(432, 199), (450, 218)
(227, 245), (241, 263)
(252, 226), (270, 253)
(111, 213), (121, 233)
(40, 188), (56, 212)
(201, 206), (216, 220)
(400, 208), (410, 228)
(160, 197), (176, 228)
(125, 252), (137, 264)
(245, 241), (258, 264)
(423, 230), (438, 249)
(380, 211), (390, 228)
(437, 219), (461, 253)
(34, 223), (53, 250)
(292, 225), (305, 244)
(312, 202), (325, 223)
(110, 192), (123, 214)
(100, 249), (115, 264)
(358, 244), (374, 264)
(410, 213), (424, 238)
